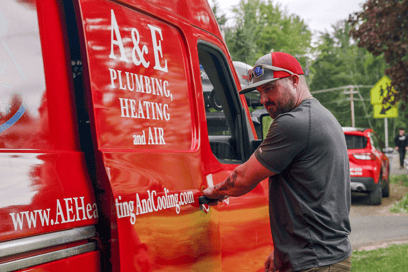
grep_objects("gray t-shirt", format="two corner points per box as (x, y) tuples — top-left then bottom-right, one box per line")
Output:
(255, 98), (351, 271)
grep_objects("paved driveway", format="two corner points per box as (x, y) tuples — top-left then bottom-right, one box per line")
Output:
(349, 151), (408, 250)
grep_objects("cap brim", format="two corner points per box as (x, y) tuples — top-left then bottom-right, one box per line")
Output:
(238, 78), (279, 94)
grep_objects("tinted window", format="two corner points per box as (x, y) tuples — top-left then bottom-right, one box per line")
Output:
(345, 135), (367, 149)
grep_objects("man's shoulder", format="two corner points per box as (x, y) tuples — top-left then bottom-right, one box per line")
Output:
(273, 112), (309, 139)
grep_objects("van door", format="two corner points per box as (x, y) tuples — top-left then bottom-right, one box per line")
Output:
(194, 38), (273, 270)
(77, 1), (222, 271)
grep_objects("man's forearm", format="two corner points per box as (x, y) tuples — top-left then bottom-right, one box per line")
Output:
(207, 166), (258, 198)
(203, 153), (274, 201)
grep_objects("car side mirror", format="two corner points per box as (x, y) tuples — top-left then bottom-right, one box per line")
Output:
(382, 147), (394, 154)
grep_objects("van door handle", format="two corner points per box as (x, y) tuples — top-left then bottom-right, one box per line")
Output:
(198, 196), (217, 205)
(198, 195), (229, 205)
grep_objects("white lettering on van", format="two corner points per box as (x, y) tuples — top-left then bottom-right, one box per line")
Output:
(107, 10), (176, 147)
(118, 98), (169, 121)
(109, 10), (168, 72)
(115, 189), (195, 225)
(9, 197), (98, 231)
(108, 68), (172, 99)
(109, 9), (129, 63)
(131, 28), (150, 68)
(147, 24), (168, 72)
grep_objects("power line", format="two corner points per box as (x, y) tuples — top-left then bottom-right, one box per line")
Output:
(311, 85), (372, 94)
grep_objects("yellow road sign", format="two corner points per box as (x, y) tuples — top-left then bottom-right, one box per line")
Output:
(370, 76), (396, 105)
(371, 76), (398, 118)
(373, 104), (398, 118)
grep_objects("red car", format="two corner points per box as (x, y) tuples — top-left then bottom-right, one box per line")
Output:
(343, 127), (390, 205)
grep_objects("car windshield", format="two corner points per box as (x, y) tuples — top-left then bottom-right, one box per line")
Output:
(345, 135), (367, 149)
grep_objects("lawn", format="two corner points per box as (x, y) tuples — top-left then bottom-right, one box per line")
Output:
(352, 243), (408, 271)
(389, 174), (408, 213)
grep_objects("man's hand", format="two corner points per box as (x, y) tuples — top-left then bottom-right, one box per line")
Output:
(202, 187), (227, 206)
(264, 250), (276, 272)
(396, 146), (399, 151)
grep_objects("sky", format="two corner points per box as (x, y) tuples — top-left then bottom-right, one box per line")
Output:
(211, 0), (365, 41)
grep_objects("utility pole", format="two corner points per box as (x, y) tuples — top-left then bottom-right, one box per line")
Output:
(312, 85), (373, 128)
(344, 86), (357, 127)
(350, 86), (355, 127)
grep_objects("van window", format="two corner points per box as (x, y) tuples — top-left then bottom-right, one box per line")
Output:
(198, 42), (244, 162)
(0, 1), (49, 149)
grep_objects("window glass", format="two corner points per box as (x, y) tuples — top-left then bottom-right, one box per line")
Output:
(345, 135), (367, 149)
(200, 64), (230, 136)
(0, 1), (49, 149)
(198, 43), (243, 161)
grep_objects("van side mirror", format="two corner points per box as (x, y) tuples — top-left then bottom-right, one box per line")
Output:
(250, 109), (272, 152)
(251, 109), (272, 140)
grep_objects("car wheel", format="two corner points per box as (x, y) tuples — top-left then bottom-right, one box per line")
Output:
(369, 179), (382, 205)
(209, 89), (223, 111)
(382, 172), (390, 198)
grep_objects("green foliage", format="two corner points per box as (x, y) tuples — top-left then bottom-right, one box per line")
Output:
(349, 0), (408, 104)
(390, 194), (408, 213)
(390, 174), (408, 186)
(310, 20), (387, 131)
(389, 175), (408, 214)
(210, 0), (228, 28)
(224, 0), (312, 65)
(352, 244), (408, 271)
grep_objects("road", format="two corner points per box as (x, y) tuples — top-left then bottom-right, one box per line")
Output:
(349, 152), (408, 250)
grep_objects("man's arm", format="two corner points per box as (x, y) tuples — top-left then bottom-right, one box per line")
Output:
(203, 153), (275, 201)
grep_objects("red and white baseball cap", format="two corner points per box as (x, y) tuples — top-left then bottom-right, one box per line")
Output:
(239, 52), (304, 94)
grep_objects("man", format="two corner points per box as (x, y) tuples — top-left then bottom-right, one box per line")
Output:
(203, 52), (351, 272)
(394, 127), (408, 169)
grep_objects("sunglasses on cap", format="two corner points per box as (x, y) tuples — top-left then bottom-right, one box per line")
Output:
(248, 64), (295, 82)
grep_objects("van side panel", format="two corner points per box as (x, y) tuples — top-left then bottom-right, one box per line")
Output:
(17, 251), (100, 272)
(0, 0), (97, 241)
(0, 0), (100, 270)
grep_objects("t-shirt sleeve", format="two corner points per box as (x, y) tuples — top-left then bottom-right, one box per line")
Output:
(254, 114), (308, 174)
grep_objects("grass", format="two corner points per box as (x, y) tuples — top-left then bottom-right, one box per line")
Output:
(389, 174), (408, 214)
(389, 174), (408, 186)
(351, 243), (408, 271)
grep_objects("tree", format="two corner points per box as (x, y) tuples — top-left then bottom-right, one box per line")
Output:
(210, 0), (228, 29)
(224, 0), (312, 65)
(310, 20), (388, 137)
(349, 0), (408, 103)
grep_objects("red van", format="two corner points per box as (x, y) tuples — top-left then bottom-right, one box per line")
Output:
(0, 0), (272, 271)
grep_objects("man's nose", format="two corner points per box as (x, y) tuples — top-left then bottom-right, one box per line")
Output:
(260, 94), (268, 105)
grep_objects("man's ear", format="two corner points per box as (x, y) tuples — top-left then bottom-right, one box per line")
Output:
(290, 74), (299, 86)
